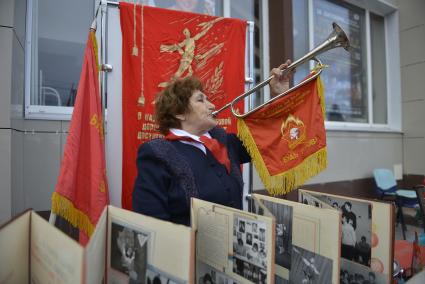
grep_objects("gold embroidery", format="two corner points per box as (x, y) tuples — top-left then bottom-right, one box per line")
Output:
(282, 152), (299, 164)
(137, 131), (164, 141)
(99, 181), (106, 193)
(204, 61), (224, 101)
(90, 114), (104, 140)
(158, 17), (224, 87)
(144, 113), (155, 122)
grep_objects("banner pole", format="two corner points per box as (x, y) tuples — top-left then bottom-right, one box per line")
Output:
(246, 21), (254, 212)
(100, 0), (107, 123)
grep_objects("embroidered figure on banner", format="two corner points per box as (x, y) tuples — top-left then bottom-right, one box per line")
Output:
(281, 115), (306, 150)
(204, 61), (225, 102)
(158, 17), (224, 88)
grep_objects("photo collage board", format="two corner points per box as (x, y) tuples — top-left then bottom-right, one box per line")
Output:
(299, 189), (394, 284)
(251, 193), (341, 284)
(192, 198), (275, 284)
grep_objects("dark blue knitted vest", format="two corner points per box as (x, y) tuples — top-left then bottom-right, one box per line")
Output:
(148, 127), (244, 204)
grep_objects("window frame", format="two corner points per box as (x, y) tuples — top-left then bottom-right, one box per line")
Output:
(24, 0), (94, 120)
(306, 0), (401, 132)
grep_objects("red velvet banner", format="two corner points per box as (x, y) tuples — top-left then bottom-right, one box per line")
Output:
(120, 3), (246, 209)
(238, 75), (327, 195)
(52, 31), (109, 242)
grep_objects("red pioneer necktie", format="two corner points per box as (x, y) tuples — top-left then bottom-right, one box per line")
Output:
(165, 132), (231, 173)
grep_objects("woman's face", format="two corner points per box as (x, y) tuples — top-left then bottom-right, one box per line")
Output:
(178, 90), (216, 136)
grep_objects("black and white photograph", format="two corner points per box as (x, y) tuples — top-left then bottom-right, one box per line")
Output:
(251, 199), (266, 217)
(262, 200), (293, 270)
(197, 261), (236, 284)
(258, 228), (265, 242)
(238, 220), (245, 233)
(233, 215), (267, 284)
(340, 258), (386, 284)
(300, 192), (325, 208)
(110, 222), (150, 283)
(252, 222), (258, 233)
(289, 245), (333, 284)
(246, 233), (253, 245)
(313, 194), (372, 266)
(146, 265), (186, 284)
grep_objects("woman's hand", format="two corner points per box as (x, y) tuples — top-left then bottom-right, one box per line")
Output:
(269, 59), (293, 98)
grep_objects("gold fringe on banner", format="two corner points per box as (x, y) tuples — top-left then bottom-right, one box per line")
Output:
(317, 76), (326, 117)
(51, 192), (95, 237)
(237, 77), (327, 195)
(89, 30), (100, 73)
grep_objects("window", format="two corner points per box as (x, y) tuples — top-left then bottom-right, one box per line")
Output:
(25, 0), (95, 119)
(293, 0), (399, 130)
(146, 0), (221, 15)
(229, 0), (266, 107)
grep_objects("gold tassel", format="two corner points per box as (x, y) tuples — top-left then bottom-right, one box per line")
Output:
(317, 76), (326, 117)
(51, 192), (95, 237)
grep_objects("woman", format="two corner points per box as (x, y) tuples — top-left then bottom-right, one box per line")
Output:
(132, 61), (291, 225)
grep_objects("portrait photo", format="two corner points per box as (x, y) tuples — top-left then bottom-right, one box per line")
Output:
(239, 220), (245, 233)
(262, 199), (293, 269)
(110, 222), (150, 283)
(313, 194), (372, 266)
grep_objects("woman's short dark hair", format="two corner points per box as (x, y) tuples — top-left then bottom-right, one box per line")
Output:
(155, 77), (203, 134)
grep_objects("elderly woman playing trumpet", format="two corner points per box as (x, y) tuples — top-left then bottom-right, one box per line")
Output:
(132, 61), (292, 225)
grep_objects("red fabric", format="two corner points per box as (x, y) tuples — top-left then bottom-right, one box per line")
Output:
(79, 231), (89, 246)
(165, 132), (231, 173)
(395, 240), (414, 271)
(120, 3), (246, 209)
(241, 77), (326, 176)
(53, 31), (109, 239)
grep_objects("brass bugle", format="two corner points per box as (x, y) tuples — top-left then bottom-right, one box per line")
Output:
(212, 22), (350, 118)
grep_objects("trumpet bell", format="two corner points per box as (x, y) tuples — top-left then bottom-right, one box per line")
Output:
(333, 22), (350, 50)
(324, 22), (350, 52)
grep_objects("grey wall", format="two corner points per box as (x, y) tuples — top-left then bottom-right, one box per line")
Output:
(0, 0), (70, 224)
(252, 131), (403, 190)
(0, 0), (26, 224)
(399, 0), (425, 175)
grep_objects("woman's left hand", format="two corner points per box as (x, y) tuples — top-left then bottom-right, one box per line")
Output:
(269, 59), (293, 98)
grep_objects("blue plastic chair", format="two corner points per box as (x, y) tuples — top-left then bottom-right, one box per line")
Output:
(373, 168), (419, 240)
